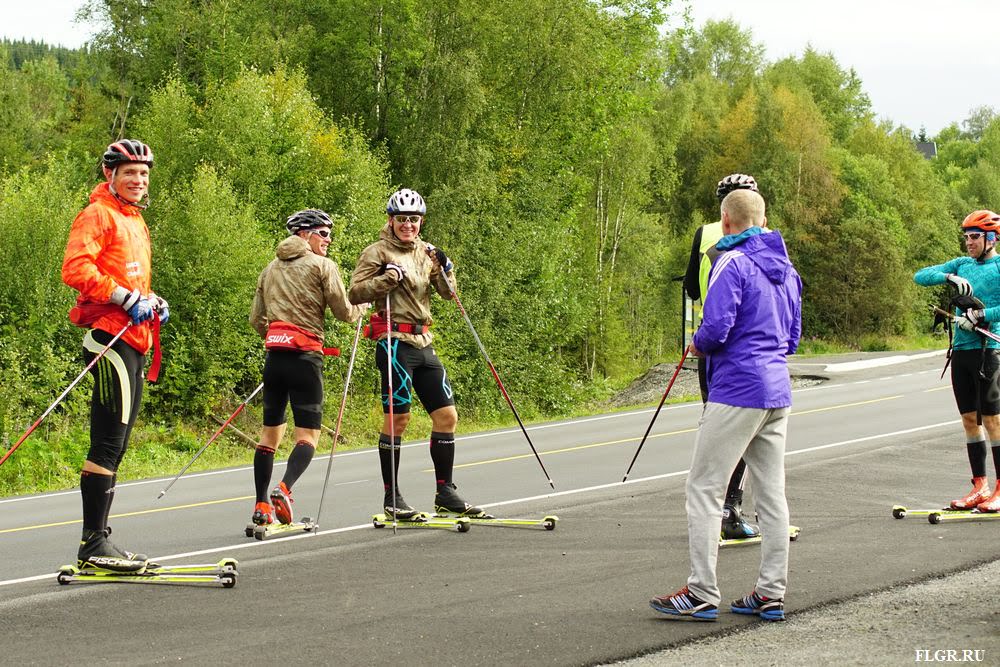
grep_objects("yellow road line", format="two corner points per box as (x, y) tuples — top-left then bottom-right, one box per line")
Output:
(429, 395), (904, 472)
(923, 385), (951, 393)
(0, 495), (253, 535)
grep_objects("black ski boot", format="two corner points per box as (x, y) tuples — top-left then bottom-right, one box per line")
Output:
(434, 483), (489, 518)
(721, 503), (760, 540)
(104, 526), (149, 562)
(77, 529), (148, 572)
(383, 489), (420, 520)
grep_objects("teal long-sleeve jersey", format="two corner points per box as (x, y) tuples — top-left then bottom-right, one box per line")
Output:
(914, 255), (1000, 350)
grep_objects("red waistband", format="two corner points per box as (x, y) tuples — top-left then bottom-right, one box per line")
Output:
(364, 313), (429, 339)
(265, 321), (323, 352)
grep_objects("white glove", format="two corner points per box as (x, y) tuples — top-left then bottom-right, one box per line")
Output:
(946, 274), (973, 297)
(955, 314), (976, 332)
(966, 308), (985, 327)
(383, 263), (406, 282)
(149, 293), (170, 324)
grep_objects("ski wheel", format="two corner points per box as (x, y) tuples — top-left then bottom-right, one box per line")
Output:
(244, 525), (254, 538)
(253, 525), (267, 541)
(929, 512), (942, 525)
(543, 519), (556, 531)
(373, 518), (385, 529)
(302, 518), (315, 532)
(56, 569), (73, 586)
(892, 507), (906, 520)
(221, 572), (237, 589)
(456, 520), (471, 533)
(220, 558), (238, 571)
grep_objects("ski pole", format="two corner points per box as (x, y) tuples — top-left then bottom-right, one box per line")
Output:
(386, 294), (397, 533)
(156, 382), (265, 499)
(0, 324), (130, 468)
(621, 345), (691, 483)
(932, 306), (1000, 345)
(314, 308), (368, 534)
(444, 276), (555, 489)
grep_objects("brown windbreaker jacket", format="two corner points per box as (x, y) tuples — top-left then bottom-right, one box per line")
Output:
(348, 223), (455, 349)
(250, 235), (363, 341)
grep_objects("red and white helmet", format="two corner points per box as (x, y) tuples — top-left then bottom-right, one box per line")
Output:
(103, 139), (154, 169)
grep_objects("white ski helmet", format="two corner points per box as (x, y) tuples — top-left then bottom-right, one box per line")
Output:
(386, 188), (426, 216)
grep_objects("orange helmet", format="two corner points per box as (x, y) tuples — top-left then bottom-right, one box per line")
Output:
(962, 210), (1000, 232)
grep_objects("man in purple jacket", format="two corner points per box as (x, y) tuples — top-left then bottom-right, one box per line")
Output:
(650, 188), (802, 622)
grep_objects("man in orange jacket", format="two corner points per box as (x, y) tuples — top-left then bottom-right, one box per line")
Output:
(61, 139), (167, 573)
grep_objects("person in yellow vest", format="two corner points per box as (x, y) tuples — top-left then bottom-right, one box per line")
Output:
(682, 173), (761, 540)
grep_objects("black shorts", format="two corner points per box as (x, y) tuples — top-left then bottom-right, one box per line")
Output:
(262, 350), (324, 429)
(84, 329), (145, 471)
(376, 339), (454, 415)
(951, 348), (1000, 416)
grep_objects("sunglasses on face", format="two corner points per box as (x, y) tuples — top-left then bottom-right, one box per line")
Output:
(309, 228), (332, 239)
(393, 215), (422, 225)
(964, 232), (985, 241)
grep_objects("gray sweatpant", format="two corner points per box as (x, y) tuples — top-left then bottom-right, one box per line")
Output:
(685, 402), (790, 605)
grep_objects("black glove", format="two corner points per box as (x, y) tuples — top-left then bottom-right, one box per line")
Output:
(426, 244), (453, 272)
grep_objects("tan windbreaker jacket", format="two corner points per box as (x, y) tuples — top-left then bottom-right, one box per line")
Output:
(250, 235), (364, 341)
(348, 223), (455, 349)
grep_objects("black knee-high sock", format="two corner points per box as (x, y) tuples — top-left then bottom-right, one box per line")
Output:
(254, 445), (275, 502)
(967, 440), (988, 478)
(992, 445), (1000, 479)
(379, 434), (401, 488)
(430, 432), (455, 487)
(81, 471), (114, 534)
(281, 441), (315, 490)
(725, 459), (748, 504)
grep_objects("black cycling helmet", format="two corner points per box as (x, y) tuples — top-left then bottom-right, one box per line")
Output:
(716, 173), (758, 202)
(286, 209), (333, 234)
(386, 188), (426, 216)
(103, 139), (154, 169)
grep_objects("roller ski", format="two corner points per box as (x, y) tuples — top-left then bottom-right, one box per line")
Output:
(434, 511), (559, 530)
(720, 524), (800, 548)
(372, 511), (471, 532)
(57, 558), (239, 588)
(373, 487), (470, 531)
(928, 508), (1000, 524)
(244, 500), (316, 540)
(894, 477), (999, 519)
(891, 505), (970, 519)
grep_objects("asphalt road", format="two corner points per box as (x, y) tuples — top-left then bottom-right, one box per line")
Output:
(2, 350), (998, 666)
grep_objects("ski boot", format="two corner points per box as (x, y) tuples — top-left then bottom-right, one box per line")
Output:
(976, 479), (1000, 513)
(77, 529), (147, 573)
(103, 526), (149, 562)
(720, 502), (760, 540)
(252, 501), (274, 526)
(950, 476), (991, 510)
(383, 488), (420, 521)
(270, 481), (294, 525)
(434, 483), (488, 518)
